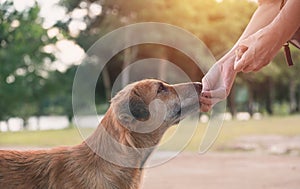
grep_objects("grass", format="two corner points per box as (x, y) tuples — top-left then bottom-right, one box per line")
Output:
(161, 114), (300, 151)
(1, 115), (300, 151)
(0, 128), (83, 147)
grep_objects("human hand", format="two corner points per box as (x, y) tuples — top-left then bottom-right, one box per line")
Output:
(234, 27), (282, 72)
(200, 55), (237, 112)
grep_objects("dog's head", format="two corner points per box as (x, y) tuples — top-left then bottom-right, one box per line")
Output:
(85, 79), (202, 168)
(111, 79), (202, 133)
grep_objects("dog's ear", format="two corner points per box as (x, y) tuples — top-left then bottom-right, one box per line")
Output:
(117, 89), (150, 125)
(128, 94), (150, 121)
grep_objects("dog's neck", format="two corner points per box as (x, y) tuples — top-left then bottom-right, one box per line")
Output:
(85, 109), (163, 162)
(82, 108), (163, 188)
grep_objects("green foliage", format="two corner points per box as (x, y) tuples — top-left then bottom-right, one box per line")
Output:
(0, 1), (57, 121)
(42, 67), (77, 120)
(1, 0), (299, 123)
(60, 0), (256, 56)
(59, 0), (300, 115)
(0, 1), (55, 119)
(274, 46), (300, 85)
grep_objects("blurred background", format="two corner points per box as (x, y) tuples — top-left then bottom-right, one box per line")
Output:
(1, 0), (300, 188)
(0, 0), (300, 152)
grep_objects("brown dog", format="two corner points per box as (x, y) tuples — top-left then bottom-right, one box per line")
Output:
(0, 79), (201, 189)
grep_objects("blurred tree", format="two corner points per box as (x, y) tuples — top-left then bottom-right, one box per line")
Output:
(61, 0), (255, 57)
(0, 1), (56, 126)
(273, 47), (300, 114)
(59, 0), (300, 116)
(59, 0), (256, 96)
(237, 62), (281, 115)
(42, 66), (77, 122)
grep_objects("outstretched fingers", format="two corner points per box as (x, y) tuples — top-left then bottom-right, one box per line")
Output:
(200, 88), (226, 112)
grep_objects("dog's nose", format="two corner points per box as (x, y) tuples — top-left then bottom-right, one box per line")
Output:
(193, 82), (202, 95)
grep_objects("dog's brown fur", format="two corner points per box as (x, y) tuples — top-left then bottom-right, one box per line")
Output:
(0, 79), (201, 189)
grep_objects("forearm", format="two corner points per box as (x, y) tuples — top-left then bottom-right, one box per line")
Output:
(237, 0), (281, 43)
(219, 0), (281, 63)
(267, 0), (300, 45)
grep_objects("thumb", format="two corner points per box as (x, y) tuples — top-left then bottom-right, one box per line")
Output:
(235, 45), (248, 62)
(234, 48), (250, 72)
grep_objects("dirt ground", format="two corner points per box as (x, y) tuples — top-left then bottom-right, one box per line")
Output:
(142, 152), (300, 189)
(1, 147), (299, 188)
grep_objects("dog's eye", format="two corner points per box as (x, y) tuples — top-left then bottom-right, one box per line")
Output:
(157, 82), (167, 94)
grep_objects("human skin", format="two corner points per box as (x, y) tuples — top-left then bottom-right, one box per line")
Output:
(234, 0), (300, 72)
(200, 0), (300, 112)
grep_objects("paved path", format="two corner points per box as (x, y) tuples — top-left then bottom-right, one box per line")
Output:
(142, 152), (300, 189)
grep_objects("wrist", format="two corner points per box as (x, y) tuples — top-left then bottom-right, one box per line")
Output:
(217, 47), (236, 63)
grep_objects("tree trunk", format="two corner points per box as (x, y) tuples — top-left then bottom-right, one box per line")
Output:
(102, 66), (111, 101)
(227, 84), (237, 117)
(247, 84), (254, 116)
(122, 46), (138, 87)
(265, 78), (274, 115)
(23, 118), (28, 130)
(298, 85), (300, 112)
(289, 79), (297, 114)
(122, 47), (131, 88)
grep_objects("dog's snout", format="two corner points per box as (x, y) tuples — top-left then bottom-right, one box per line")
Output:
(193, 82), (202, 94)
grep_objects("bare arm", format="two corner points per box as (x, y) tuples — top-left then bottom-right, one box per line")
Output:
(201, 0), (286, 112)
(269, 0), (300, 45)
(221, 0), (282, 62)
(234, 0), (300, 72)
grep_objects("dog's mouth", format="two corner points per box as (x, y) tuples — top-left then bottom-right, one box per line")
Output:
(171, 98), (200, 125)
(173, 108), (181, 125)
